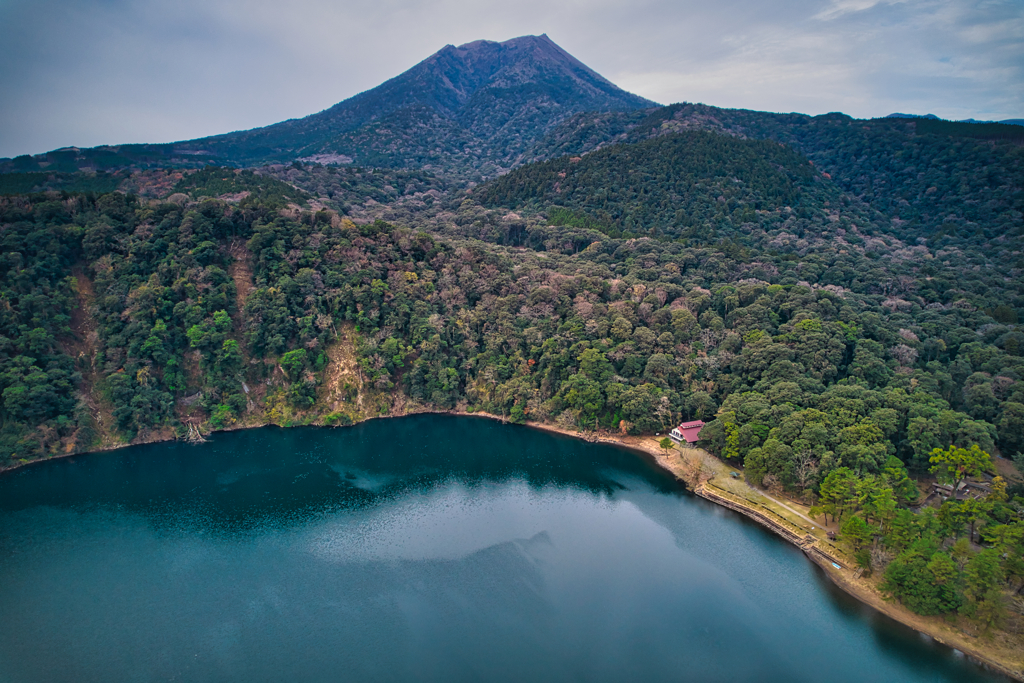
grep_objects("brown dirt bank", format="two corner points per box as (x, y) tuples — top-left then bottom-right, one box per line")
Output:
(1, 411), (1021, 680)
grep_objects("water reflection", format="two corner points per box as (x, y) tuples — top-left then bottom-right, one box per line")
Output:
(0, 416), (1010, 682)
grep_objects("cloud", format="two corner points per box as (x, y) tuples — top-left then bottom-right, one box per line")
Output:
(0, 0), (1021, 158)
(813, 0), (907, 21)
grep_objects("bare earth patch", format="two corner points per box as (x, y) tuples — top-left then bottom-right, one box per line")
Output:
(320, 323), (366, 415)
(63, 268), (124, 450)
(228, 240), (254, 316)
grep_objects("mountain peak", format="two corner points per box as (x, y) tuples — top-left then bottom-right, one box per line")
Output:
(411, 34), (628, 102)
(886, 113), (940, 119)
(3, 35), (656, 177)
(187, 34), (656, 172)
(457, 34), (553, 49)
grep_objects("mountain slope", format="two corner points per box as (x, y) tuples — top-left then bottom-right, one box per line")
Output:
(477, 130), (828, 241)
(1, 35), (655, 178)
(183, 34), (656, 175)
(518, 103), (1024, 244)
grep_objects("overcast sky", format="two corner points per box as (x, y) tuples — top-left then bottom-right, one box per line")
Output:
(1, 0), (1021, 158)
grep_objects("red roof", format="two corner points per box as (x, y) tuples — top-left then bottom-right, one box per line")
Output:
(677, 420), (705, 443)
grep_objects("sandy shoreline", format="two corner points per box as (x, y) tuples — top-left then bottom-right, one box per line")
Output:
(2, 410), (1022, 680)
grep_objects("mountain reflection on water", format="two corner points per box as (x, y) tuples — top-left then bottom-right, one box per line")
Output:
(0, 415), (1010, 682)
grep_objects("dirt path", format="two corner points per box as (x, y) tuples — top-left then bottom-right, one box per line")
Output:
(757, 489), (820, 527)
(222, 242), (263, 417)
(226, 240), (255, 363)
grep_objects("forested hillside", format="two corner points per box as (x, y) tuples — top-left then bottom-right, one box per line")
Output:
(478, 130), (827, 240)
(518, 103), (1024, 248)
(3, 126), (1023, 472)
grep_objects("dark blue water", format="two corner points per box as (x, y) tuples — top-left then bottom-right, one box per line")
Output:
(0, 416), (1010, 682)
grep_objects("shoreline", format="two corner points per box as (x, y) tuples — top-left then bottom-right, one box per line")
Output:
(2, 411), (1022, 680)
(578, 429), (1024, 683)
(465, 413), (1024, 682)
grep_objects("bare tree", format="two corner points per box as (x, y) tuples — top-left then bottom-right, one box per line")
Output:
(556, 410), (579, 431)
(699, 328), (722, 350)
(762, 474), (783, 496)
(794, 450), (819, 491)
(690, 451), (715, 485)
(654, 395), (674, 430)
(890, 343), (919, 367)
(870, 541), (894, 573)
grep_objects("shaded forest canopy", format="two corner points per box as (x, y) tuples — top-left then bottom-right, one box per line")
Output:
(477, 130), (821, 241)
(916, 118), (1024, 143)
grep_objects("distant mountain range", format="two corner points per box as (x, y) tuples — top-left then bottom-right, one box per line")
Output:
(0, 35), (654, 179)
(887, 112), (1023, 127)
(2, 35), (1021, 182)
(886, 113), (941, 120)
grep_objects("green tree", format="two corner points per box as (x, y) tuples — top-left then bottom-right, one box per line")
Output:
(929, 444), (993, 492)
(217, 339), (243, 373)
(819, 467), (857, 525)
(881, 456), (919, 505)
(856, 476), (896, 530)
(743, 447), (766, 487)
(280, 349), (309, 380)
(998, 402), (1024, 455)
(209, 404), (235, 429)
(723, 415), (740, 461)
(578, 348), (613, 383)
(881, 542), (962, 615)
(961, 549), (1006, 630)
(963, 549), (1004, 603)
(560, 373), (604, 423)
(840, 514), (872, 551)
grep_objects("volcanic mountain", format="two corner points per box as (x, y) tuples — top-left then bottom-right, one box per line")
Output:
(4, 35), (655, 178)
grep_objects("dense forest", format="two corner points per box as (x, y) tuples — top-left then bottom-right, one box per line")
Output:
(514, 104), (1024, 246)
(1, 108), (1023, 633)
(478, 130), (826, 240)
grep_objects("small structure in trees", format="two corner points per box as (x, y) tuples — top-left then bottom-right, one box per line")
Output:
(930, 479), (993, 501)
(669, 420), (705, 447)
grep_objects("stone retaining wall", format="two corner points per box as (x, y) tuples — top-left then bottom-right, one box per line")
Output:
(696, 485), (845, 568)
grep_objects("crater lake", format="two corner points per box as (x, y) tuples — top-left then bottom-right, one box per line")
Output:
(0, 415), (1010, 682)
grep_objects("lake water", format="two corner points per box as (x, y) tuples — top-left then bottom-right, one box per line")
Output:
(0, 415), (1010, 682)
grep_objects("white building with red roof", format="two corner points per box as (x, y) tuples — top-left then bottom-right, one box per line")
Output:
(669, 420), (705, 446)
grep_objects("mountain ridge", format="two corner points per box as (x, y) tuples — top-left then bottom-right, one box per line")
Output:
(190, 33), (657, 173)
(1, 35), (656, 178)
